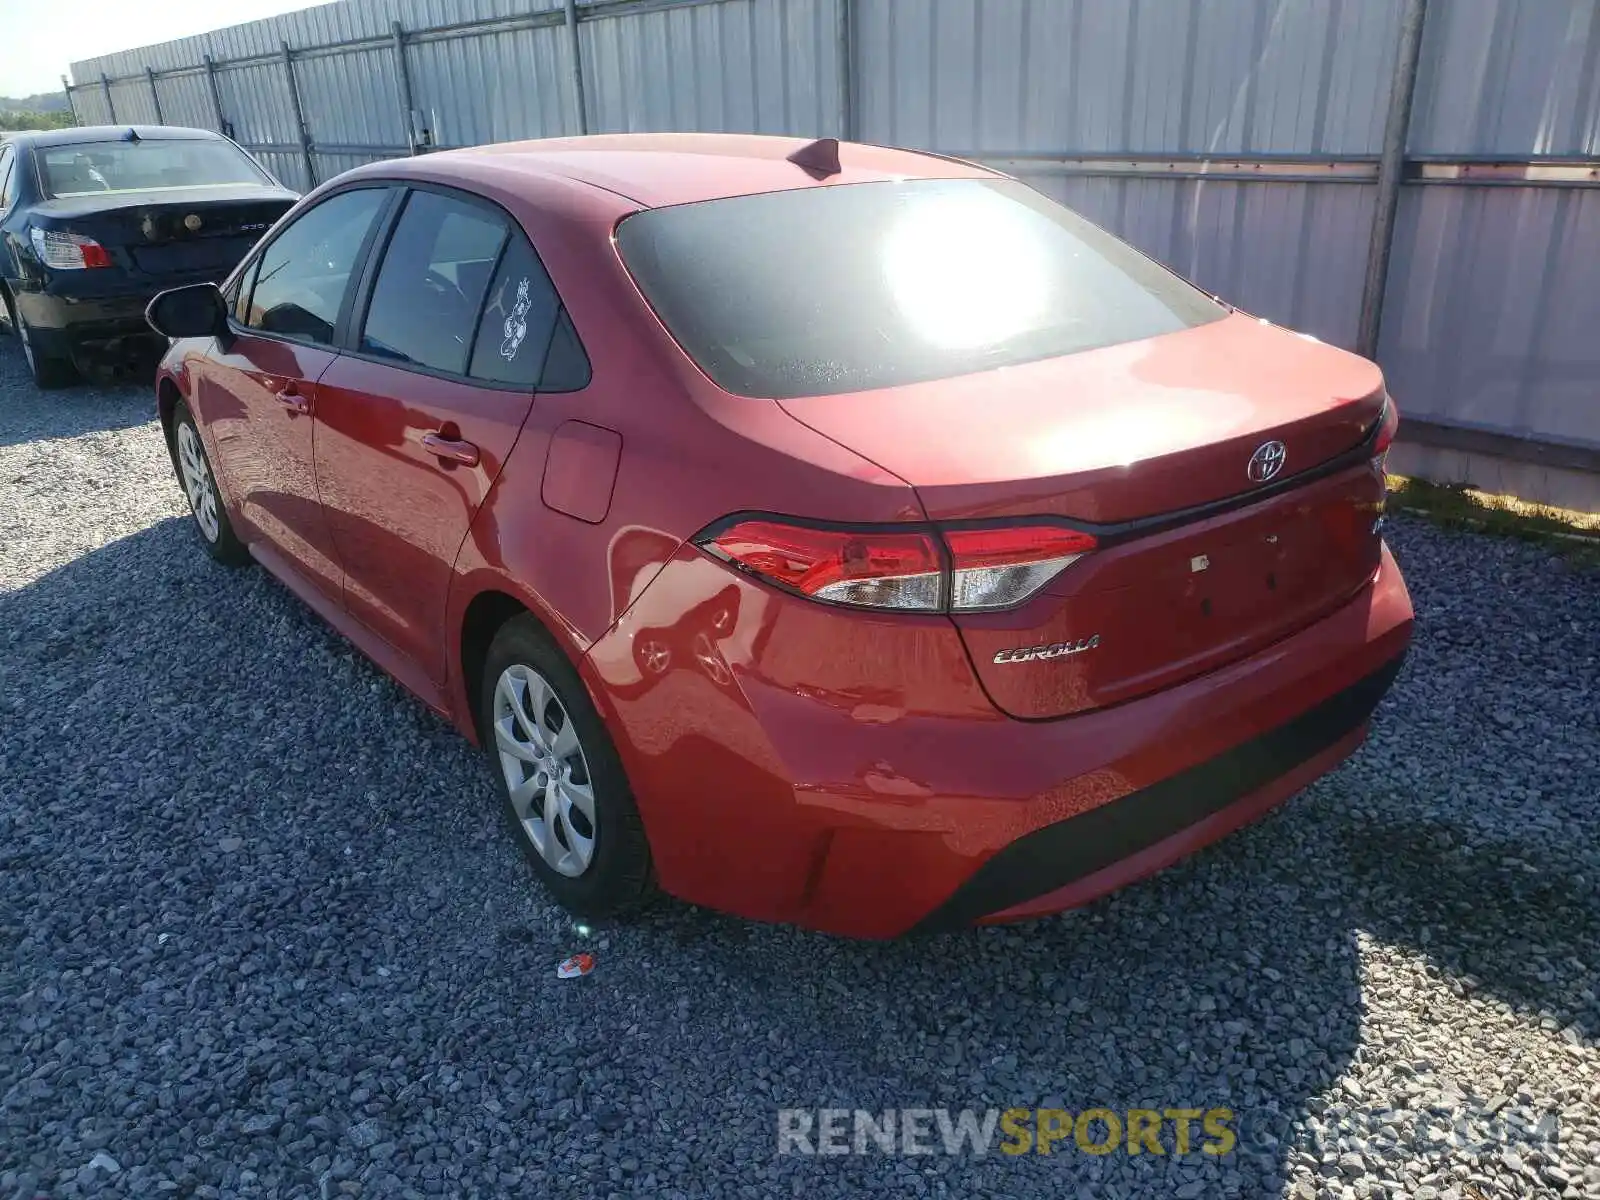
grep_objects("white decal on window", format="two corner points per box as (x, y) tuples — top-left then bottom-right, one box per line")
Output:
(501, 278), (532, 361)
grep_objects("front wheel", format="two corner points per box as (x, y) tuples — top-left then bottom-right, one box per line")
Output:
(481, 615), (654, 919)
(172, 401), (249, 566)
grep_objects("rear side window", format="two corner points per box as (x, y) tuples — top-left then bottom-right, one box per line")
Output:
(616, 178), (1226, 399)
(467, 234), (564, 387)
(0, 146), (15, 209)
(360, 190), (508, 375)
(537, 311), (591, 393)
(244, 188), (387, 345)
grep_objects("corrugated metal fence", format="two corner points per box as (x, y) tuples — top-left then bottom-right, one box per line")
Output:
(65, 0), (1600, 480)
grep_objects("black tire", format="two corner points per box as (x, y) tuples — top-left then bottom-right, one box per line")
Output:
(171, 400), (250, 566)
(480, 614), (654, 919)
(4, 289), (80, 390)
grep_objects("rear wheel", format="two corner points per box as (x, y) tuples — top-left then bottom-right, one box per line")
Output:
(4, 290), (80, 390)
(481, 615), (654, 919)
(172, 401), (249, 566)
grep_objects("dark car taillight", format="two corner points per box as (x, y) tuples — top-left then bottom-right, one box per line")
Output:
(30, 227), (113, 269)
(695, 517), (1096, 613)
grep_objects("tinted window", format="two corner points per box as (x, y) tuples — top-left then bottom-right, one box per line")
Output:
(467, 234), (561, 386)
(537, 311), (591, 392)
(244, 189), (386, 345)
(226, 256), (259, 324)
(616, 178), (1226, 399)
(361, 190), (507, 375)
(38, 137), (268, 198)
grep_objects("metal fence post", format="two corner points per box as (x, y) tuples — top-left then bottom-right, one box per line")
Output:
(837, 0), (855, 140)
(101, 73), (117, 123)
(1357, 0), (1429, 360)
(204, 54), (228, 135)
(281, 41), (318, 188)
(145, 66), (165, 125)
(391, 22), (419, 154)
(563, 0), (589, 135)
(60, 75), (80, 127)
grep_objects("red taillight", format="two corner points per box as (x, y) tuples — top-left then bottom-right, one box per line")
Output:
(700, 520), (943, 610)
(696, 517), (1095, 613)
(943, 524), (1097, 611)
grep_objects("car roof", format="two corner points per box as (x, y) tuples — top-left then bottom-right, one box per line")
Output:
(408, 133), (1000, 210)
(21, 125), (225, 149)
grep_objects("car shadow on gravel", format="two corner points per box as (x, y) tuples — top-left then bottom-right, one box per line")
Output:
(1338, 813), (1600, 1032)
(2, 516), (1594, 1198)
(0, 339), (155, 449)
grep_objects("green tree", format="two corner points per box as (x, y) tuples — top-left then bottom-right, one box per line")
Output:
(0, 109), (75, 132)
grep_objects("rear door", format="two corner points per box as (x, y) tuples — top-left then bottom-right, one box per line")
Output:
(313, 186), (581, 682)
(194, 185), (393, 600)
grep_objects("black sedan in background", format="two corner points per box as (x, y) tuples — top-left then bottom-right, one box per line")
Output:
(0, 126), (297, 387)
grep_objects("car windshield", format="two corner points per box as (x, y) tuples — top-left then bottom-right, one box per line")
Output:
(38, 138), (268, 199)
(616, 178), (1227, 400)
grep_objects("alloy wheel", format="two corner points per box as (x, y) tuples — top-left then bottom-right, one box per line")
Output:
(492, 664), (597, 878)
(176, 422), (221, 543)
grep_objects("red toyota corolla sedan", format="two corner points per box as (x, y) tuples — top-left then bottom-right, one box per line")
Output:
(146, 133), (1412, 938)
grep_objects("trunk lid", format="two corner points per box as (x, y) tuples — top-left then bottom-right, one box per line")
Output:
(33, 185), (296, 282)
(777, 313), (1390, 719)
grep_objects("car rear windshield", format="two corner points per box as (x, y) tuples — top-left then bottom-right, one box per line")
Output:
(616, 178), (1226, 399)
(39, 138), (269, 199)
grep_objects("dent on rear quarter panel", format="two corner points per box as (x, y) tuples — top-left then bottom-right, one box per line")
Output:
(582, 542), (1000, 923)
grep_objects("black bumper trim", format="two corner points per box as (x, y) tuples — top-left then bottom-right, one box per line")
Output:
(911, 652), (1407, 933)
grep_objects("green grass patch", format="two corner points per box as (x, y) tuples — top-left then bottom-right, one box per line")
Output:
(1386, 475), (1600, 569)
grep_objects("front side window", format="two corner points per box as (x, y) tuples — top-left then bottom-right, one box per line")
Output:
(360, 190), (508, 375)
(38, 137), (269, 199)
(224, 256), (259, 324)
(616, 178), (1226, 399)
(243, 188), (387, 346)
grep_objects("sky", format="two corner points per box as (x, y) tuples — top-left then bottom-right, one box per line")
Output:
(0, 0), (319, 97)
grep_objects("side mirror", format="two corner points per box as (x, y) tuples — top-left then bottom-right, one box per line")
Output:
(146, 283), (229, 342)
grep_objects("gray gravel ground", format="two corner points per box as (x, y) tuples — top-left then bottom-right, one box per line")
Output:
(1, 331), (1597, 1200)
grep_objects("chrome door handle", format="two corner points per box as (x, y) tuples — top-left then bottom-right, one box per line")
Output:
(421, 432), (480, 466)
(275, 384), (310, 415)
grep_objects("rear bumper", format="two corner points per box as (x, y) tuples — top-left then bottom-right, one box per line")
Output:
(16, 287), (165, 360)
(913, 653), (1401, 930)
(587, 542), (1414, 938)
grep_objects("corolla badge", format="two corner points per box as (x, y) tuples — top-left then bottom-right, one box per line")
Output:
(993, 635), (1100, 665)
(1247, 440), (1287, 483)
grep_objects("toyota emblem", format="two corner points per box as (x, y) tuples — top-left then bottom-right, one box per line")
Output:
(184, 213), (203, 232)
(1247, 440), (1287, 483)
